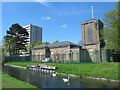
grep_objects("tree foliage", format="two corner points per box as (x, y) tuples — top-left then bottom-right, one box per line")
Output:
(26, 43), (34, 55)
(53, 40), (59, 43)
(103, 2), (120, 53)
(42, 42), (50, 45)
(3, 23), (29, 56)
(34, 42), (50, 47)
(35, 42), (42, 46)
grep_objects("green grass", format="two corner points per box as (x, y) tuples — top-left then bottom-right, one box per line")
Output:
(6, 61), (119, 80)
(1, 72), (38, 89)
(6, 61), (39, 67)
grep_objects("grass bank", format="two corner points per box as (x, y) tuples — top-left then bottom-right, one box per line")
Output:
(6, 61), (119, 80)
(1, 72), (38, 89)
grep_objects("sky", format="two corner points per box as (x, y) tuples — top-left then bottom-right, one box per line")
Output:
(2, 2), (116, 44)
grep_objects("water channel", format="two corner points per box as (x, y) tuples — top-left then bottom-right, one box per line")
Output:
(2, 65), (119, 89)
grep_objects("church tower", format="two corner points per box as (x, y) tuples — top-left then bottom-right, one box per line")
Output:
(81, 18), (104, 50)
(81, 18), (104, 62)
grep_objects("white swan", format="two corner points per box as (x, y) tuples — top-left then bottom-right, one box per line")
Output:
(52, 72), (57, 77)
(63, 76), (69, 82)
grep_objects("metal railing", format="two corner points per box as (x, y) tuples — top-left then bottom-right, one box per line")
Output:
(4, 49), (113, 63)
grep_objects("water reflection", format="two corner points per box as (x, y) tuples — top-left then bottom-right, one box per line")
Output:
(2, 65), (119, 89)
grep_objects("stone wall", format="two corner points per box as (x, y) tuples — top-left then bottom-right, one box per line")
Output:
(80, 48), (111, 62)
(82, 44), (100, 51)
(32, 48), (45, 62)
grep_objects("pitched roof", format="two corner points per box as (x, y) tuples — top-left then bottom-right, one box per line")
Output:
(33, 41), (80, 50)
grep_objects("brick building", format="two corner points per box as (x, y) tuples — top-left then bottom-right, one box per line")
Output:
(32, 41), (81, 62)
(31, 18), (107, 63)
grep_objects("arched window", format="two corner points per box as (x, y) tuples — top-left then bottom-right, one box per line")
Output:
(87, 28), (93, 43)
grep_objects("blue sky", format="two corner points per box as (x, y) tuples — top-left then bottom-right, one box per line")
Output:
(2, 2), (115, 44)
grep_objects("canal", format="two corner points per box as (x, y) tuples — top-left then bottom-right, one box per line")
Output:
(2, 65), (119, 89)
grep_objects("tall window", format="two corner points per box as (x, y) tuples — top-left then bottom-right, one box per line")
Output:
(87, 28), (93, 43)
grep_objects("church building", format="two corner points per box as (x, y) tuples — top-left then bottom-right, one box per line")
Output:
(32, 18), (107, 63)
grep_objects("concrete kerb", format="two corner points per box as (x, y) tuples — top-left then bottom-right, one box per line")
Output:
(58, 73), (120, 83)
(4, 64), (27, 69)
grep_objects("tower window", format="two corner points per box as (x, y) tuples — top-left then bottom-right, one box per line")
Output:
(87, 28), (93, 43)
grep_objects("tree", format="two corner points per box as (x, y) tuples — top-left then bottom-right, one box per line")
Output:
(34, 42), (49, 47)
(26, 43), (34, 55)
(4, 23), (29, 56)
(3, 35), (13, 55)
(103, 3), (120, 53)
(53, 40), (59, 43)
(0, 44), (2, 63)
(0, 43), (7, 63)
(42, 42), (50, 45)
(35, 42), (42, 46)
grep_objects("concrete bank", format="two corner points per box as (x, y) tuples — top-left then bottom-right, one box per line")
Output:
(59, 73), (120, 83)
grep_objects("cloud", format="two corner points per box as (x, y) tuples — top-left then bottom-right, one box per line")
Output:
(51, 6), (91, 16)
(33, 0), (52, 7)
(41, 16), (56, 21)
(41, 16), (52, 20)
(60, 24), (67, 28)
